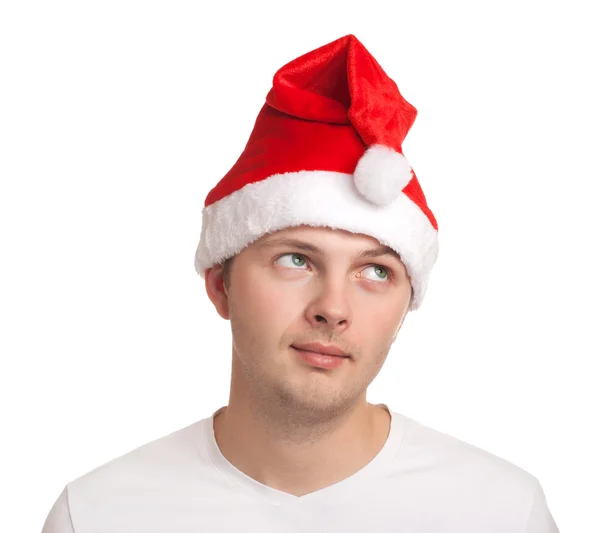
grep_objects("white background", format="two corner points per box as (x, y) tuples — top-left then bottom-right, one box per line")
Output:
(1, 1), (598, 531)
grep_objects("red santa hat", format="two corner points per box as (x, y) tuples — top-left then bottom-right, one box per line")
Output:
(194, 34), (438, 310)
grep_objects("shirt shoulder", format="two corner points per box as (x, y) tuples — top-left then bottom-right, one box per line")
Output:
(395, 411), (539, 487)
(61, 417), (215, 530)
(390, 411), (550, 523)
(379, 412), (561, 530)
(41, 485), (75, 533)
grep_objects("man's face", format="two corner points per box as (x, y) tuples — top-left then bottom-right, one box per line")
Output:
(206, 225), (412, 421)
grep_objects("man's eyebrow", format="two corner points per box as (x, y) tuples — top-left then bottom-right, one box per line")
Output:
(257, 238), (403, 264)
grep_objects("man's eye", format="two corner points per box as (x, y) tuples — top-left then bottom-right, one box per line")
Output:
(275, 253), (308, 268)
(363, 265), (390, 282)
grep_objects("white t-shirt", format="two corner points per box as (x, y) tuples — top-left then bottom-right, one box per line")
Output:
(41, 404), (559, 532)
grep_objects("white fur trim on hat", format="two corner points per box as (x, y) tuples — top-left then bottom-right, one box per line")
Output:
(353, 144), (413, 206)
(194, 170), (438, 310)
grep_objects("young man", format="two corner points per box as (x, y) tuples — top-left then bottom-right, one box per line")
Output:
(42, 35), (559, 532)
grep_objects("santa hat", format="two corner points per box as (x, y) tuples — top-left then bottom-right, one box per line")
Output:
(194, 34), (438, 310)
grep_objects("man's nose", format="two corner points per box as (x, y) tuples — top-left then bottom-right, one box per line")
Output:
(304, 277), (353, 331)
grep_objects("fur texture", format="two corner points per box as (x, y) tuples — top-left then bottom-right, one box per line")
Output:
(353, 145), (413, 206)
(194, 170), (438, 311)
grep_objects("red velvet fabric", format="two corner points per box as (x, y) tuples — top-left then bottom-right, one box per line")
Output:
(204, 34), (437, 231)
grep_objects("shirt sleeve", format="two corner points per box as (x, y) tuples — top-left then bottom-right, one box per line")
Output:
(526, 480), (560, 533)
(41, 485), (75, 533)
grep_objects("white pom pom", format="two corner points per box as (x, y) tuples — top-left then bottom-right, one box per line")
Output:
(353, 144), (413, 206)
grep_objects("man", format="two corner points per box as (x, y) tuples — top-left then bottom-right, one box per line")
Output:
(42, 34), (559, 532)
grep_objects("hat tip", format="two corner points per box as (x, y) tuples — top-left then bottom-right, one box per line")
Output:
(353, 145), (413, 206)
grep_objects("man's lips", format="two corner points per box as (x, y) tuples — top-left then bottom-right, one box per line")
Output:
(291, 342), (351, 358)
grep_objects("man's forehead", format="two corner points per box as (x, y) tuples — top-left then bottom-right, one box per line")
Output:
(255, 226), (403, 264)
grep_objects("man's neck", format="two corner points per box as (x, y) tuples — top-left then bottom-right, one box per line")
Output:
(212, 401), (391, 497)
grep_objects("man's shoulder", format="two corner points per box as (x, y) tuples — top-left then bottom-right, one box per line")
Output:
(393, 411), (540, 494)
(68, 416), (211, 494)
(55, 415), (221, 530)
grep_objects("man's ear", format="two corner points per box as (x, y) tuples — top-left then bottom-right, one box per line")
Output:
(204, 265), (230, 320)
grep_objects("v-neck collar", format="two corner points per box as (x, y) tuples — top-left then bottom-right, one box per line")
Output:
(201, 403), (405, 508)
